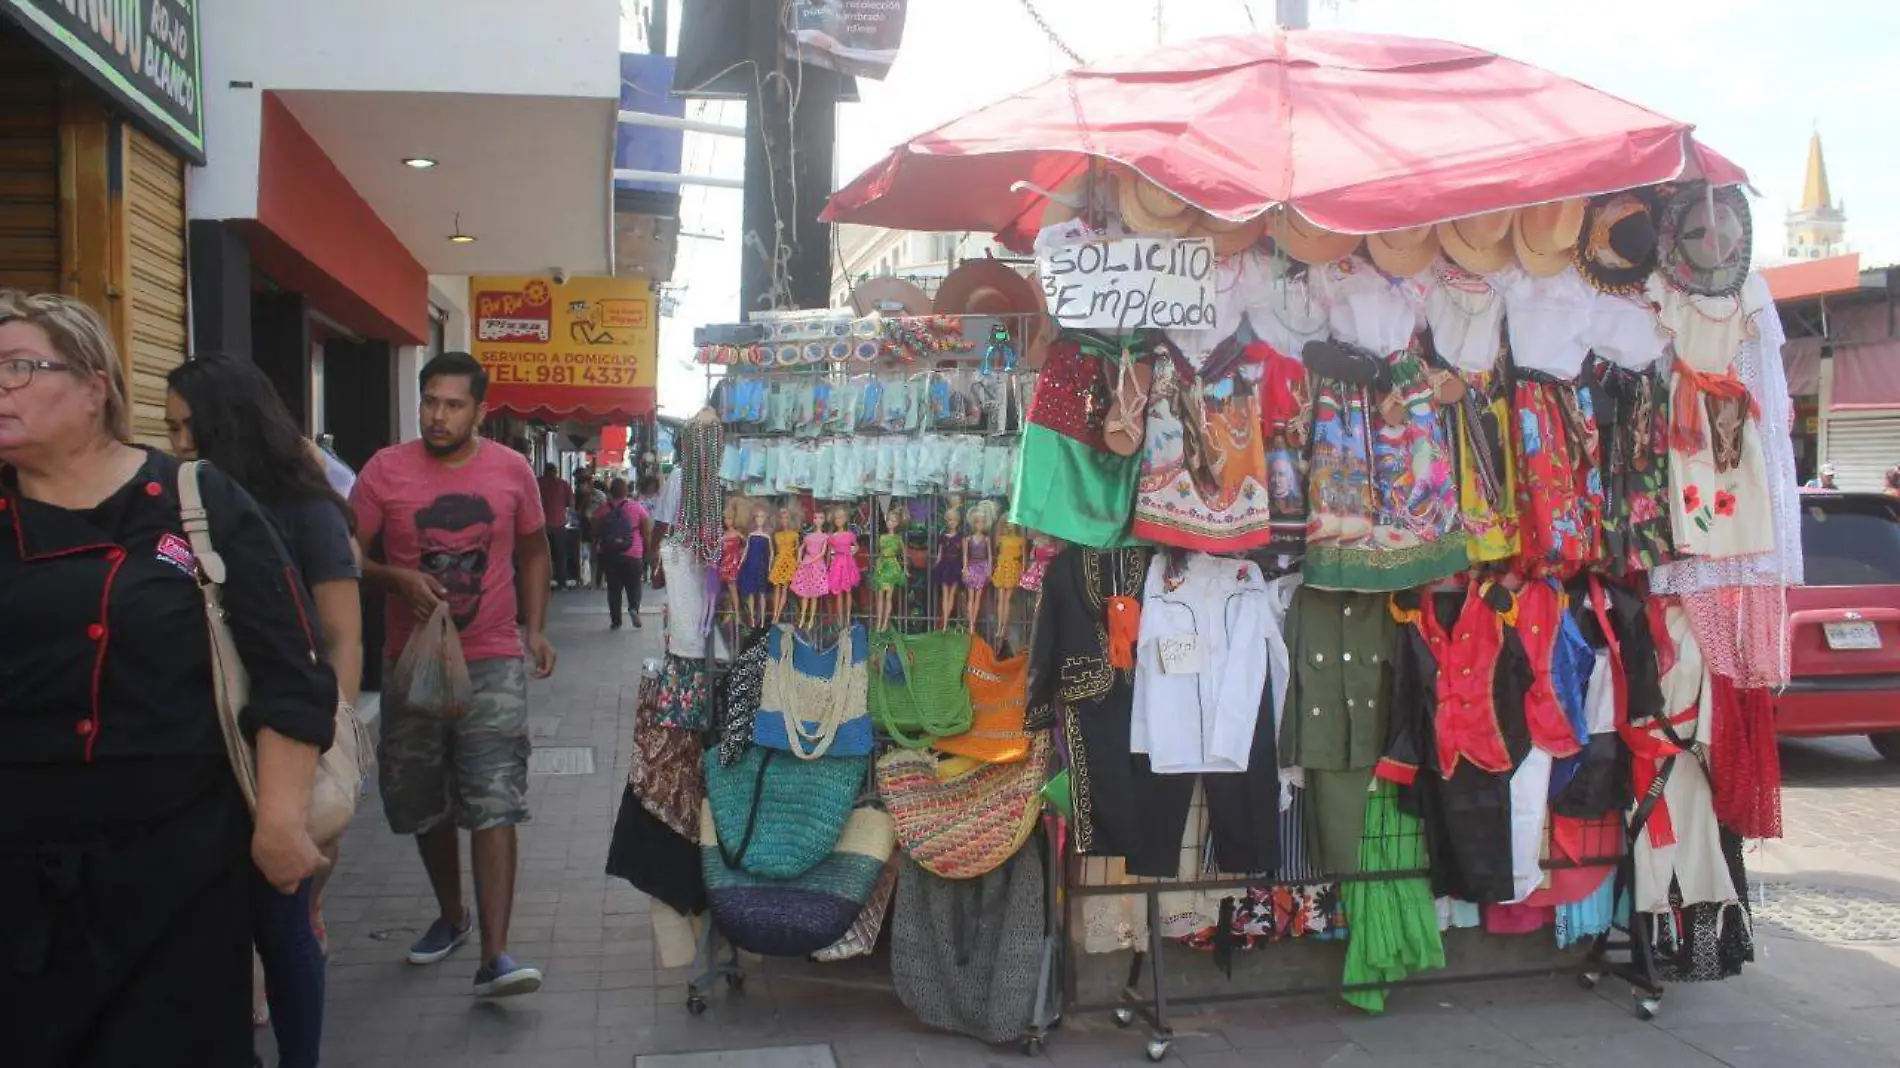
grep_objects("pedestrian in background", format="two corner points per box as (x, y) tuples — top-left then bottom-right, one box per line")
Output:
(166, 356), (363, 1068)
(584, 478), (609, 590)
(536, 462), (576, 589)
(0, 291), (335, 1066)
(593, 476), (652, 630)
(350, 351), (556, 998)
(1886, 465), (1900, 499)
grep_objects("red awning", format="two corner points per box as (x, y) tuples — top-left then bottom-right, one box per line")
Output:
(489, 386), (656, 425)
(824, 29), (1748, 250)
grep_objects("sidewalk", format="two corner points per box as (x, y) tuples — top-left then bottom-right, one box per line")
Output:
(306, 591), (1900, 1068)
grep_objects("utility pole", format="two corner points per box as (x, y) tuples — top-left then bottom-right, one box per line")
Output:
(645, 0), (667, 55)
(739, 0), (839, 314)
(1276, 0), (1308, 29)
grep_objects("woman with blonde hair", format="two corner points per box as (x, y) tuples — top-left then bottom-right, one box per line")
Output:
(0, 292), (337, 1067)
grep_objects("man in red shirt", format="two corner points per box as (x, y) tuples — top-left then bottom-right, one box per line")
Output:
(351, 351), (557, 999)
(537, 463), (575, 589)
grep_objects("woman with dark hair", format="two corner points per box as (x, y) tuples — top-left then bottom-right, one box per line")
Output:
(166, 357), (361, 1068)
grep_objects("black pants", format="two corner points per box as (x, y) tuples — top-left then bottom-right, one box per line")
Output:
(546, 527), (576, 586)
(604, 554), (643, 625)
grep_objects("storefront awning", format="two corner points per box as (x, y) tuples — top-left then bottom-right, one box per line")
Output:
(471, 275), (659, 425)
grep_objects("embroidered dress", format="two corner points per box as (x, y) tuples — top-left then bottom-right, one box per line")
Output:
(1256, 343), (1312, 554)
(1660, 286), (1774, 560)
(1011, 335), (1141, 548)
(1306, 339), (1466, 592)
(1450, 365), (1518, 564)
(1132, 357), (1276, 551)
(1598, 364), (1677, 576)
(791, 531), (830, 598)
(1512, 375), (1601, 579)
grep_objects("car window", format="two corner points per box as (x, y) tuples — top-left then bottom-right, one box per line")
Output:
(1802, 497), (1900, 586)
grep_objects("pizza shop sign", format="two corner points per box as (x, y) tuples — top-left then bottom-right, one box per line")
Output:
(2, 0), (205, 162)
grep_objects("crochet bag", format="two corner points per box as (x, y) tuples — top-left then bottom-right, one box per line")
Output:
(937, 635), (1031, 764)
(892, 837), (1049, 1045)
(869, 629), (973, 749)
(699, 799), (895, 958)
(701, 746), (865, 879)
(754, 624), (874, 759)
(877, 734), (1049, 880)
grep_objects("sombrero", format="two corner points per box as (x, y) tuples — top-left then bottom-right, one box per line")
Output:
(1117, 173), (1195, 236)
(1365, 225), (1440, 278)
(1657, 183), (1752, 298)
(1188, 211), (1268, 258)
(1511, 199), (1587, 277)
(849, 276), (931, 317)
(1576, 190), (1661, 295)
(1436, 209), (1516, 275)
(934, 259), (1049, 366)
(1271, 207), (1361, 266)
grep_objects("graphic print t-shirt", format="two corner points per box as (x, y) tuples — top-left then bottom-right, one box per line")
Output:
(352, 440), (543, 663)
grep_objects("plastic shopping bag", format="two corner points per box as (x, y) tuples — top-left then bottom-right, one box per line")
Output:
(392, 601), (474, 718)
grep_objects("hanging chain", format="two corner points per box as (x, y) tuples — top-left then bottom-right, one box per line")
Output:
(1017, 0), (1085, 64)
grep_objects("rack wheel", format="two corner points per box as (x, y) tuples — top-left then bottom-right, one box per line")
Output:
(686, 994), (708, 1016)
(725, 973), (745, 991)
(1021, 1036), (1045, 1057)
(1577, 972), (1600, 991)
(1145, 1037), (1171, 1062)
(1112, 1007), (1135, 1028)
(1635, 995), (1661, 1021)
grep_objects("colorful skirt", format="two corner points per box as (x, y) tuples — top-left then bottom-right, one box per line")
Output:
(1513, 379), (1602, 579)
(1131, 362), (1276, 552)
(792, 558), (830, 598)
(1600, 367), (1676, 576)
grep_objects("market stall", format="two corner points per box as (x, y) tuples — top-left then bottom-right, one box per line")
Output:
(606, 27), (1795, 1062)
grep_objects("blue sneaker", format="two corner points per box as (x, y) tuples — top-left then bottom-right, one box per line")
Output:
(474, 953), (544, 998)
(406, 915), (472, 965)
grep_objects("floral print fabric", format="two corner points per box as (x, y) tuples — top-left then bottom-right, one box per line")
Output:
(1512, 379), (1602, 579)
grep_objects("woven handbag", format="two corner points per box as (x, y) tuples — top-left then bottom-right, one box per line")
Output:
(699, 799), (894, 958)
(702, 745), (865, 880)
(937, 635), (1031, 764)
(869, 629), (974, 749)
(877, 733), (1049, 880)
(754, 624), (874, 759)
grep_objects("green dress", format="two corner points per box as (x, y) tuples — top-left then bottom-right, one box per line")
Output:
(1340, 781), (1445, 1013)
(873, 534), (906, 591)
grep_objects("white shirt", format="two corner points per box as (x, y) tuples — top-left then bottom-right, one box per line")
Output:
(1583, 282), (1670, 373)
(655, 466), (684, 529)
(1502, 267), (1596, 380)
(1311, 255), (1425, 356)
(1131, 554), (1273, 774)
(1424, 259), (1515, 373)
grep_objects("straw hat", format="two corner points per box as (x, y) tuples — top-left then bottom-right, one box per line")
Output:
(1037, 172), (1090, 231)
(1187, 211), (1268, 257)
(1117, 173), (1195, 236)
(1271, 207), (1361, 265)
(1436, 209), (1517, 275)
(849, 276), (931, 316)
(1511, 199), (1587, 277)
(1365, 225), (1440, 278)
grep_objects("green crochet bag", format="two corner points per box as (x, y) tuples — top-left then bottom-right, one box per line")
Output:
(702, 746), (867, 880)
(869, 629), (974, 749)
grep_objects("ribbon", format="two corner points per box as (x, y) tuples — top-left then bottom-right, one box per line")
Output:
(1669, 357), (1758, 454)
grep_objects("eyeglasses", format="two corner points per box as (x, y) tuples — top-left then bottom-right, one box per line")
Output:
(0, 358), (73, 391)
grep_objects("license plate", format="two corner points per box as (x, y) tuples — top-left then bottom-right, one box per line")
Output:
(1824, 621), (1883, 650)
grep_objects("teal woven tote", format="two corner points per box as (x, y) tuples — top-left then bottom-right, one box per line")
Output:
(702, 746), (866, 880)
(699, 800), (895, 958)
(869, 629), (974, 749)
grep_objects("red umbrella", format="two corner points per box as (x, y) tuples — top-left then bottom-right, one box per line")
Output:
(824, 29), (1747, 251)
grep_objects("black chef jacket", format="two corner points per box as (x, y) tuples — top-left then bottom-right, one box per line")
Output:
(0, 448), (336, 830)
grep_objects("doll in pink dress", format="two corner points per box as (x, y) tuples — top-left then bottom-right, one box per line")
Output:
(791, 512), (832, 630)
(718, 499), (746, 622)
(825, 505), (862, 628)
(1019, 532), (1061, 597)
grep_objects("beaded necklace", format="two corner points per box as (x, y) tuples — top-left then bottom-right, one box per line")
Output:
(674, 416), (726, 567)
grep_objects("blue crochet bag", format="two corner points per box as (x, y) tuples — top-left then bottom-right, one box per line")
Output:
(699, 800), (894, 958)
(753, 624), (874, 759)
(701, 745), (866, 880)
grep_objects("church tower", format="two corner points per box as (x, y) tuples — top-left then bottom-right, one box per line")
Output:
(1786, 130), (1847, 259)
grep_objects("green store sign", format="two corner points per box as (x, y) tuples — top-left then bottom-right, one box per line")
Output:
(2, 0), (204, 162)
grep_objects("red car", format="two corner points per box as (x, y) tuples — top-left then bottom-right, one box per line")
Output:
(1774, 491), (1900, 761)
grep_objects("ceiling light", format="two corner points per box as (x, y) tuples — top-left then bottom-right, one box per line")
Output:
(448, 213), (476, 244)
(402, 157), (438, 169)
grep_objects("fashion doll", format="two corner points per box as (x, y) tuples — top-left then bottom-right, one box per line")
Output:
(718, 498), (745, 622)
(826, 505), (861, 629)
(769, 503), (800, 622)
(1019, 532), (1060, 599)
(991, 517), (1025, 639)
(791, 509), (832, 631)
(933, 496), (964, 631)
(738, 504), (773, 626)
(962, 500), (996, 631)
(872, 503), (908, 632)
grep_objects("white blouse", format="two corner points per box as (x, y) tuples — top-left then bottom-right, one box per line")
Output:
(1501, 267), (1596, 380)
(1311, 254), (1425, 356)
(1424, 259), (1515, 373)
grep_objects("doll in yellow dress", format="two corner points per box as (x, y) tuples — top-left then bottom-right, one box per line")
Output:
(768, 503), (800, 621)
(991, 518), (1026, 641)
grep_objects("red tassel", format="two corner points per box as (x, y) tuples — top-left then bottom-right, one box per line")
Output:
(1106, 595), (1141, 670)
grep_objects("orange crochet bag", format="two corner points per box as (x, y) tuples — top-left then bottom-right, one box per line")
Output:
(938, 635), (1032, 764)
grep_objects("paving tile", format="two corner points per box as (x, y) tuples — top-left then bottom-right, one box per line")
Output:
(1528, 1030), (1727, 1068)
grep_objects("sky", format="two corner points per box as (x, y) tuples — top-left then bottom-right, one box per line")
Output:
(628, 0), (1900, 414)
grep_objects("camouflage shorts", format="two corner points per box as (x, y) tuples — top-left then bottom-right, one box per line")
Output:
(379, 657), (532, 834)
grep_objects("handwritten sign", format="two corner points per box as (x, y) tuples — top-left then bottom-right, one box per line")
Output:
(1038, 237), (1220, 333)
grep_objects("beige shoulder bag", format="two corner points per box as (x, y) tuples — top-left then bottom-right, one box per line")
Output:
(179, 461), (366, 845)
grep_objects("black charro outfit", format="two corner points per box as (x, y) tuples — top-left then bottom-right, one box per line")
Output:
(0, 449), (336, 1068)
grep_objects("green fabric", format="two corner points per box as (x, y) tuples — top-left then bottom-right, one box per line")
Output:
(869, 629), (974, 749)
(1340, 781), (1445, 1013)
(1040, 769), (1072, 819)
(1303, 538), (1470, 594)
(1009, 423), (1140, 549)
(1307, 768), (1373, 877)
(1279, 588), (1395, 773)
(702, 747), (867, 880)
